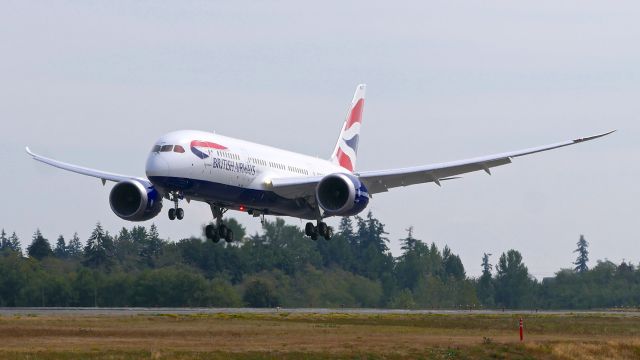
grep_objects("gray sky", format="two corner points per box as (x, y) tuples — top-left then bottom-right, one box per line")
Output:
(1, 1), (638, 278)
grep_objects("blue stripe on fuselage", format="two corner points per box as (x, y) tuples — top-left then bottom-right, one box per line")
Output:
(148, 176), (316, 219)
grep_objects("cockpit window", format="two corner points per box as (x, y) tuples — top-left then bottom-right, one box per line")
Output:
(152, 145), (161, 153)
(174, 145), (185, 153)
(161, 145), (173, 152)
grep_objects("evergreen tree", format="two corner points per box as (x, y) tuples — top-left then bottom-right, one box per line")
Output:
(355, 212), (393, 280)
(400, 227), (417, 252)
(481, 253), (492, 275)
(477, 253), (495, 307)
(139, 224), (163, 267)
(495, 250), (534, 308)
(8, 232), (22, 255)
(83, 223), (114, 269)
(27, 229), (53, 260)
(0, 229), (8, 250)
(442, 246), (465, 280)
(395, 227), (430, 291)
(573, 235), (589, 273)
(66, 232), (83, 258)
(54, 235), (67, 258)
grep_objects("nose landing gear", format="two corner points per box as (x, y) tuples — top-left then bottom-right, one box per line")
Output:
(167, 192), (184, 220)
(305, 221), (333, 241)
(205, 204), (234, 243)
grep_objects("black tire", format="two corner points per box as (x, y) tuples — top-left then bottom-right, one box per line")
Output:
(305, 222), (315, 237)
(318, 222), (328, 237)
(310, 233), (318, 241)
(211, 235), (220, 243)
(218, 225), (228, 238)
(205, 224), (216, 239)
(176, 208), (184, 220)
(324, 227), (333, 241)
(168, 208), (176, 220)
(225, 229), (234, 243)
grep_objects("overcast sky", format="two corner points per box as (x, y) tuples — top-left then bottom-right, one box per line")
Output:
(1, 1), (638, 278)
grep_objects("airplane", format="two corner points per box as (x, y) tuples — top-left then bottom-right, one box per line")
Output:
(26, 84), (613, 242)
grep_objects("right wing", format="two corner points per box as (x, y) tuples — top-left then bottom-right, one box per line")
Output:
(26, 147), (150, 187)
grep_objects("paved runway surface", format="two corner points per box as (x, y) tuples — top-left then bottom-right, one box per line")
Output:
(0, 307), (638, 316)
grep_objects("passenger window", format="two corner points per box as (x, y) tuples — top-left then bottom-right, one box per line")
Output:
(161, 145), (173, 152)
(173, 145), (185, 153)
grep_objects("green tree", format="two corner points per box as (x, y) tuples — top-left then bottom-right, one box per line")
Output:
(573, 235), (589, 273)
(83, 223), (114, 269)
(442, 246), (465, 281)
(355, 212), (394, 280)
(477, 253), (495, 307)
(54, 235), (67, 259)
(27, 229), (52, 260)
(243, 279), (279, 307)
(139, 224), (163, 267)
(8, 232), (22, 255)
(495, 250), (534, 309)
(0, 229), (8, 250)
(66, 232), (82, 258)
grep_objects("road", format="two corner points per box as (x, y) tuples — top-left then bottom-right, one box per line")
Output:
(0, 307), (638, 316)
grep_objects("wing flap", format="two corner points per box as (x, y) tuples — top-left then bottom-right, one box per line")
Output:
(268, 175), (322, 199)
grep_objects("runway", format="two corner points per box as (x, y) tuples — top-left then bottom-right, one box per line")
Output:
(0, 307), (638, 316)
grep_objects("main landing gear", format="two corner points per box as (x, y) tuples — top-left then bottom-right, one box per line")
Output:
(205, 205), (234, 243)
(305, 221), (333, 241)
(168, 192), (184, 221)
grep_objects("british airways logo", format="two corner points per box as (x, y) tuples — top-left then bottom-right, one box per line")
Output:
(190, 140), (227, 159)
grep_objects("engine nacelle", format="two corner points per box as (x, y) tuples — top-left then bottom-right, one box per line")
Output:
(109, 180), (163, 221)
(315, 173), (369, 216)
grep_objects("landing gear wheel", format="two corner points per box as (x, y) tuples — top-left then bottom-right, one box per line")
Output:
(225, 229), (234, 243)
(176, 208), (184, 220)
(318, 222), (328, 237)
(324, 227), (333, 241)
(310, 232), (318, 241)
(305, 222), (315, 237)
(218, 225), (228, 239)
(168, 208), (176, 220)
(205, 224), (219, 243)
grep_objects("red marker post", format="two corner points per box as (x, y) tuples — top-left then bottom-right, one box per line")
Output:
(519, 318), (524, 342)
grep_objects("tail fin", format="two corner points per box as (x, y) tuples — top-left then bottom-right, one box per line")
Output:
(330, 84), (366, 172)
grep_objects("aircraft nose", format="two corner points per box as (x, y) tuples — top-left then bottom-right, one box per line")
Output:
(145, 153), (170, 177)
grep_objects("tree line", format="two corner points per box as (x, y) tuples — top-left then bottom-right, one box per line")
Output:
(0, 214), (637, 309)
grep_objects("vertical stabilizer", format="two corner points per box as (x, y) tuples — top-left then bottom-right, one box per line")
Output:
(330, 84), (366, 172)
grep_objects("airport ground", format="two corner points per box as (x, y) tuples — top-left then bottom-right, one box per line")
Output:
(0, 308), (638, 359)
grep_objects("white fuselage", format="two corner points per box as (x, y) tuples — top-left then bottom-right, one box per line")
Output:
(145, 130), (348, 219)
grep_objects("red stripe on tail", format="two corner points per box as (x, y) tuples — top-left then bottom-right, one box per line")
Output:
(345, 99), (364, 129)
(336, 148), (354, 172)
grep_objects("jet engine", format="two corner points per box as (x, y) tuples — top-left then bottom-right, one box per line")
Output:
(315, 173), (369, 216)
(109, 180), (163, 221)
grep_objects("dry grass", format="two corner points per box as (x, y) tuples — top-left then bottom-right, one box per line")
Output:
(0, 312), (637, 359)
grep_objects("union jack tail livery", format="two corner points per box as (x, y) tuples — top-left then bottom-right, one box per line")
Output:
(331, 84), (366, 172)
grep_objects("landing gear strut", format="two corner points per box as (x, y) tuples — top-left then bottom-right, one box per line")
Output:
(205, 205), (234, 243)
(305, 221), (333, 241)
(168, 192), (184, 221)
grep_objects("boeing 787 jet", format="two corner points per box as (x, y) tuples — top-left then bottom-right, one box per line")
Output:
(27, 85), (613, 242)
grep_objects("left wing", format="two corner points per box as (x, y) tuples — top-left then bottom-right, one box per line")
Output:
(269, 131), (614, 198)
(26, 147), (151, 187)
(358, 130), (614, 194)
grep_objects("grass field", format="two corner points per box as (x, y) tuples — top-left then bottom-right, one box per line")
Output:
(0, 311), (638, 359)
